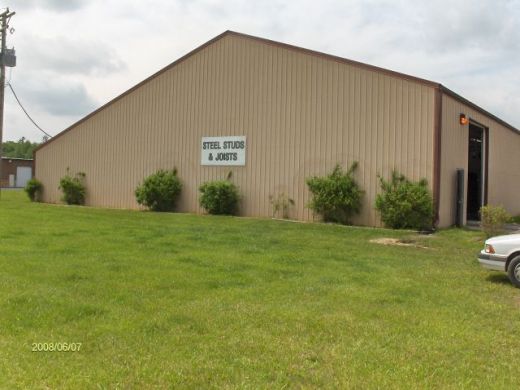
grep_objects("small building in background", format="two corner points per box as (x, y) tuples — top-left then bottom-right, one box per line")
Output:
(1, 157), (34, 188)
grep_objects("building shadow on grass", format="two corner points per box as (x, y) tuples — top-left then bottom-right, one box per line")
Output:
(486, 273), (512, 286)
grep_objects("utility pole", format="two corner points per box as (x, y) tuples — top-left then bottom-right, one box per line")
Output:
(0, 8), (15, 198)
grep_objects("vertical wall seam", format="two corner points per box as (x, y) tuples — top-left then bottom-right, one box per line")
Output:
(433, 87), (443, 226)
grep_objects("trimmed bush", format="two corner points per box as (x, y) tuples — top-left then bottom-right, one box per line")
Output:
(24, 178), (43, 202)
(199, 177), (239, 215)
(135, 169), (182, 212)
(375, 171), (433, 230)
(480, 205), (510, 238)
(59, 169), (86, 205)
(306, 162), (363, 224)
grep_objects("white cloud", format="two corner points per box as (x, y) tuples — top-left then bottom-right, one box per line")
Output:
(22, 35), (126, 76)
(10, 0), (89, 12)
(14, 76), (97, 116)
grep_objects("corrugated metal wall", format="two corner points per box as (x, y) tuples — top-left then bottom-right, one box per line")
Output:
(439, 94), (520, 227)
(35, 33), (436, 226)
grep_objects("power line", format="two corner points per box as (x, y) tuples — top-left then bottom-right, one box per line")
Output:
(6, 82), (53, 138)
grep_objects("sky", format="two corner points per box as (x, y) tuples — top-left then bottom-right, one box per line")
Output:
(2, 0), (520, 142)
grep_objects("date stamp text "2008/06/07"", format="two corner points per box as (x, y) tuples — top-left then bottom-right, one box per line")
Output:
(31, 342), (82, 352)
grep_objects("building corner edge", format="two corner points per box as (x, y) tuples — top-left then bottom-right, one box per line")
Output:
(433, 86), (443, 228)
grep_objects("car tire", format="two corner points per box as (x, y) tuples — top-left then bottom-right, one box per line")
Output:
(507, 256), (520, 288)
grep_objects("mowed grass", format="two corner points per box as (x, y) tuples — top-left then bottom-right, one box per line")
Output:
(0, 191), (519, 388)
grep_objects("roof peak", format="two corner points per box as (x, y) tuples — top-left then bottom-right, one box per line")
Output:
(219, 30), (518, 134)
(34, 29), (519, 153)
(222, 30), (439, 88)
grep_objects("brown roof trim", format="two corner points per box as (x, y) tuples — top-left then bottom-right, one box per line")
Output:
(34, 30), (520, 153)
(227, 31), (440, 88)
(439, 85), (520, 135)
(35, 30), (443, 154)
(34, 30), (231, 153)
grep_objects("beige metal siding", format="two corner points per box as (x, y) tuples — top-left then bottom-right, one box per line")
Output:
(35, 34), (435, 226)
(439, 94), (520, 227)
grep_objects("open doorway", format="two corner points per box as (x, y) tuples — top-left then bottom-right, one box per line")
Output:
(467, 122), (487, 221)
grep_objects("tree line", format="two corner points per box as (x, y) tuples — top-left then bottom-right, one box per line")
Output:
(2, 137), (40, 159)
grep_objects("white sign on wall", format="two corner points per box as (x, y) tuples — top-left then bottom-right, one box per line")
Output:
(201, 136), (246, 166)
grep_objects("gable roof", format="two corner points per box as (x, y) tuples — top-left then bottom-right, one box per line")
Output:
(35, 30), (519, 153)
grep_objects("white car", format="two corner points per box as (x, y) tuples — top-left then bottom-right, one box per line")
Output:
(478, 234), (520, 288)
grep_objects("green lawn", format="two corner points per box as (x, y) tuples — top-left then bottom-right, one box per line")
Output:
(1, 191), (518, 388)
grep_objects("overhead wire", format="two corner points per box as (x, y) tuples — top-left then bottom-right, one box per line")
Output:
(6, 82), (53, 138)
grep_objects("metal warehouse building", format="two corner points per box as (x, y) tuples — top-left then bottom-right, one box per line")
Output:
(34, 31), (520, 227)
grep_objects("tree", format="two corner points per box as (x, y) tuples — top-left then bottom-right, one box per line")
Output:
(2, 137), (40, 159)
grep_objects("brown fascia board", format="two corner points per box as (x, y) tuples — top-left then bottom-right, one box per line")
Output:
(34, 30), (519, 153)
(439, 85), (520, 135)
(33, 30), (232, 153)
(228, 31), (440, 88)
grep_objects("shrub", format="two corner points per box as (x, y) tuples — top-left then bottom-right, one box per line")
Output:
(59, 169), (86, 205)
(375, 171), (434, 230)
(199, 174), (239, 215)
(509, 215), (520, 225)
(24, 178), (43, 202)
(135, 169), (182, 212)
(480, 205), (510, 237)
(269, 193), (295, 219)
(306, 162), (363, 224)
